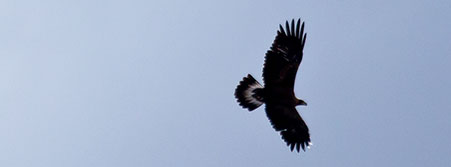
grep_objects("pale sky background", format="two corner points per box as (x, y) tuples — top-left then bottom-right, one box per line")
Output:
(1, 0), (451, 167)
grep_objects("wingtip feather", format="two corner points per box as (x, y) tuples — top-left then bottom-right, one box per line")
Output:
(279, 24), (285, 35)
(285, 21), (290, 36)
(296, 19), (301, 38)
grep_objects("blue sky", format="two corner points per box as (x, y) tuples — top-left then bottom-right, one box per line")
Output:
(1, 0), (451, 166)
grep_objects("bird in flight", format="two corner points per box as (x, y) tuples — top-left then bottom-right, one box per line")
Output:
(234, 19), (311, 153)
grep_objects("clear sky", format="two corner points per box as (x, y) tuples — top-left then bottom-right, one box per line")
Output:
(1, 0), (451, 166)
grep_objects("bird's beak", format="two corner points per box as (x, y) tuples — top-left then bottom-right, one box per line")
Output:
(298, 100), (307, 106)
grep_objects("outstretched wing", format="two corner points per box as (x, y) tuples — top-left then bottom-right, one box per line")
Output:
(266, 104), (311, 152)
(263, 19), (307, 89)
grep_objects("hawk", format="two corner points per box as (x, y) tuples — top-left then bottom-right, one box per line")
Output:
(234, 19), (311, 153)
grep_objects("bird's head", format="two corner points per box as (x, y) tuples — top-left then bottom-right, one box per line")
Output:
(296, 99), (307, 106)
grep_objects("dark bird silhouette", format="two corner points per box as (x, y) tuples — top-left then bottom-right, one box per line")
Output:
(235, 19), (311, 153)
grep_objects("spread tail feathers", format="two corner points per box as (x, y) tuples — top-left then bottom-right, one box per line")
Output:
(235, 74), (264, 111)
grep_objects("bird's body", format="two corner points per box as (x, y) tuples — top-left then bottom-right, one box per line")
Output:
(234, 19), (311, 153)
